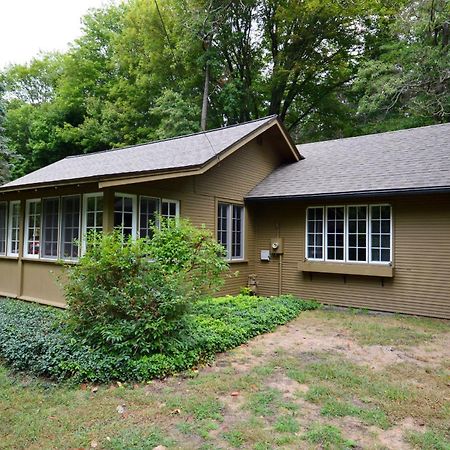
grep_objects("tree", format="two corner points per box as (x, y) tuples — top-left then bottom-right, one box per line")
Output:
(0, 83), (12, 184)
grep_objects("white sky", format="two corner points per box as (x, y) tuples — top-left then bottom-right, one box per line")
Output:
(0, 0), (114, 69)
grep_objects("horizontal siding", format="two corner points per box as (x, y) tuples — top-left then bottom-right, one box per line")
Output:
(251, 196), (450, 319)
(0, 259), (19, 297)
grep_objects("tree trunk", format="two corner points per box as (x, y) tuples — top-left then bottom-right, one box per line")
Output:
(201, 59), (210, 131)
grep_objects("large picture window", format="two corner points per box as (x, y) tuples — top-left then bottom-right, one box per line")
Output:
(0, 202), (7, 256)
(7, 201), (20, 256)
(24, 199), (41, 258)
(217, 202), (244, 260)
(306, 204), (392, 265)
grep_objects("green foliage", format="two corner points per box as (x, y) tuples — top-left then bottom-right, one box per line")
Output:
(0, 294), (319, 383)
(0, 83), (12, 184)
(65, 219), (228, 356)
(304, 423), (357, 449)
(405, 430), (450, 450)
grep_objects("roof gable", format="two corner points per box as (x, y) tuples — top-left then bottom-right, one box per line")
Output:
(1, 116), (300, 192)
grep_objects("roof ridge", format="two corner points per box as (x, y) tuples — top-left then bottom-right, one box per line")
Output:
(297, 122), (450, 149)
(66, 115), (278, 160)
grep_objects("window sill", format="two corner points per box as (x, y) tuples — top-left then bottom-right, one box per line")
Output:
(22, 257), (78, 265)
(228, 259), (248, 264)
(0, 255), (19, 261)
(298, 260), (394, 277)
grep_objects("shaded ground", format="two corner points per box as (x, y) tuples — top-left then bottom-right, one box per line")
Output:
(1, 308), (449, 449)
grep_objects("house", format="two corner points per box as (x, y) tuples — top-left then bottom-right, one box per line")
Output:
(0, 115), (449, 319)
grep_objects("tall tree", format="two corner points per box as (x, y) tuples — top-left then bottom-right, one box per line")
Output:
(0, 83), (12, 184)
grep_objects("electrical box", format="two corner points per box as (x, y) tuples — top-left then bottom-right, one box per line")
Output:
(270, 238), (284, 254)
(260, 250), (271, 261)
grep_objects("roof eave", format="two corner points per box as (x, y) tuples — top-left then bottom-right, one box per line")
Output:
(245, 186), (450, 201)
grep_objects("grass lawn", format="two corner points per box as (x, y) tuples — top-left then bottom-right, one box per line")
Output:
(0, 308), (449, 449)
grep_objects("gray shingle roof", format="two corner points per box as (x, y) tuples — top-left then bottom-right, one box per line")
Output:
(2, 116), (279, 191)
(247, 123), (450, 199)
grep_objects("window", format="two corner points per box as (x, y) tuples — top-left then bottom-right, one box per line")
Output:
(347, 206), (367, 262)
(82, 193), (103, 237)
(305, 204), (392, 265)
(217, 202), (244, 260)
(161, 199), (179, 220)
(114, 193), (136, 238)
(41, 198), (59, 259)
(24, 199), (41, 258)
(370, 205), (392, 263)
(326, 207), (345, 261)
(306, 207), (324, 260)
(0, 202), (7, 256)
(7, 201), (20, 256)
(61, 196), (80, 260)
(139, 197), (160, 238)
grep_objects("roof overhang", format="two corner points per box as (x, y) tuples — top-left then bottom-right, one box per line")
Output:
(0, 116), (302, 193)
(245, 186), (450, 202)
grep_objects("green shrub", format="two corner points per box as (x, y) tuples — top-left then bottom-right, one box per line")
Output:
(0, 295), (319, 383)
(64, 219), (228, 356)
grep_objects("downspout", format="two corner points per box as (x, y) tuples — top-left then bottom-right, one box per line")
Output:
(276, 221), (282, 296)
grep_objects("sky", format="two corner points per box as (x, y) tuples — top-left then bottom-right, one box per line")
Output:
(0, 0), (114, 69)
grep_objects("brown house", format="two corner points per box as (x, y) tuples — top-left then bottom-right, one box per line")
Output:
(1, 116), (449, 319)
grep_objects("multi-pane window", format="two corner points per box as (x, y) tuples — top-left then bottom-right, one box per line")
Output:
(114, 194), (136, 239)
(61, 196), (80, 260)
(306, 204), (392, 264)
(326, 207), (345, 261)
(24, 200), (41, 258)
(370, 205), (392, 263)
(217, 202), (244, 260)
(139, 197), (160, 238)
(83, 193), (103, 235)
(7, 201), (20, 256)
(161, 199), (179, 220)
(306, 207), (324, 260)
(347, 206), (368, 262)
(41, 198), (59, 259)
(0, 202), (7, 255)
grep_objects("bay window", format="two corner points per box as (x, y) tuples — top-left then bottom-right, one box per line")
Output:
(0, 202), (7, 255)
(24, 199), (41, 258)
(217, 202), (244, 260)
(7, 201), (20, 256)
(306, 204), (392, 265)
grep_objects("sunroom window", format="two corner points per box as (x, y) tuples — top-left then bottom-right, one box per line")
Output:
(306, 207), (324, 260)
(370, 205), (392, 263)
(41, 198), (59, 259)
(161, 199), (179, 220)
(0, 202), (7, 256)
(7, 201), (20, 256)
(114, 193), (136, 239)
(61, 196), (80, 260)
(139, 197), (160, 238)
(24, 199), (41, 258)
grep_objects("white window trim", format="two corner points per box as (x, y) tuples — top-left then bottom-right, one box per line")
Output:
(0, 201), (7, 256)
(7, 200), (20, 257)
(305, 206), (325, 261)
(345, 205), (369, 264)
(24, 199), (41, 259)
(218, 202), (245, 262)
(40, 197), (61, 261)
(82, 192), (104, 253)
(161, 198), (180, 220)
(325, 205), (346, 263)
(114, 192), (138, 238)
(369, 204), (393, 265)
(305, 204), (393, 266)
(60, 195), (82, 262)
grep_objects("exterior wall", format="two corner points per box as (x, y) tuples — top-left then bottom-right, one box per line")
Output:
(250, 194), (450, 319)
(0, 134), (285, 307)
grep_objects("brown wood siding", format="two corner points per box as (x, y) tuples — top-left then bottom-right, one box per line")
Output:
(0, 133), (284, 306)
(251, 195), (450, 319)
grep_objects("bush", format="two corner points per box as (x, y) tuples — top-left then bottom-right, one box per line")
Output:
(64, 219), (228, 356)
(0, 295), (319, 383)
